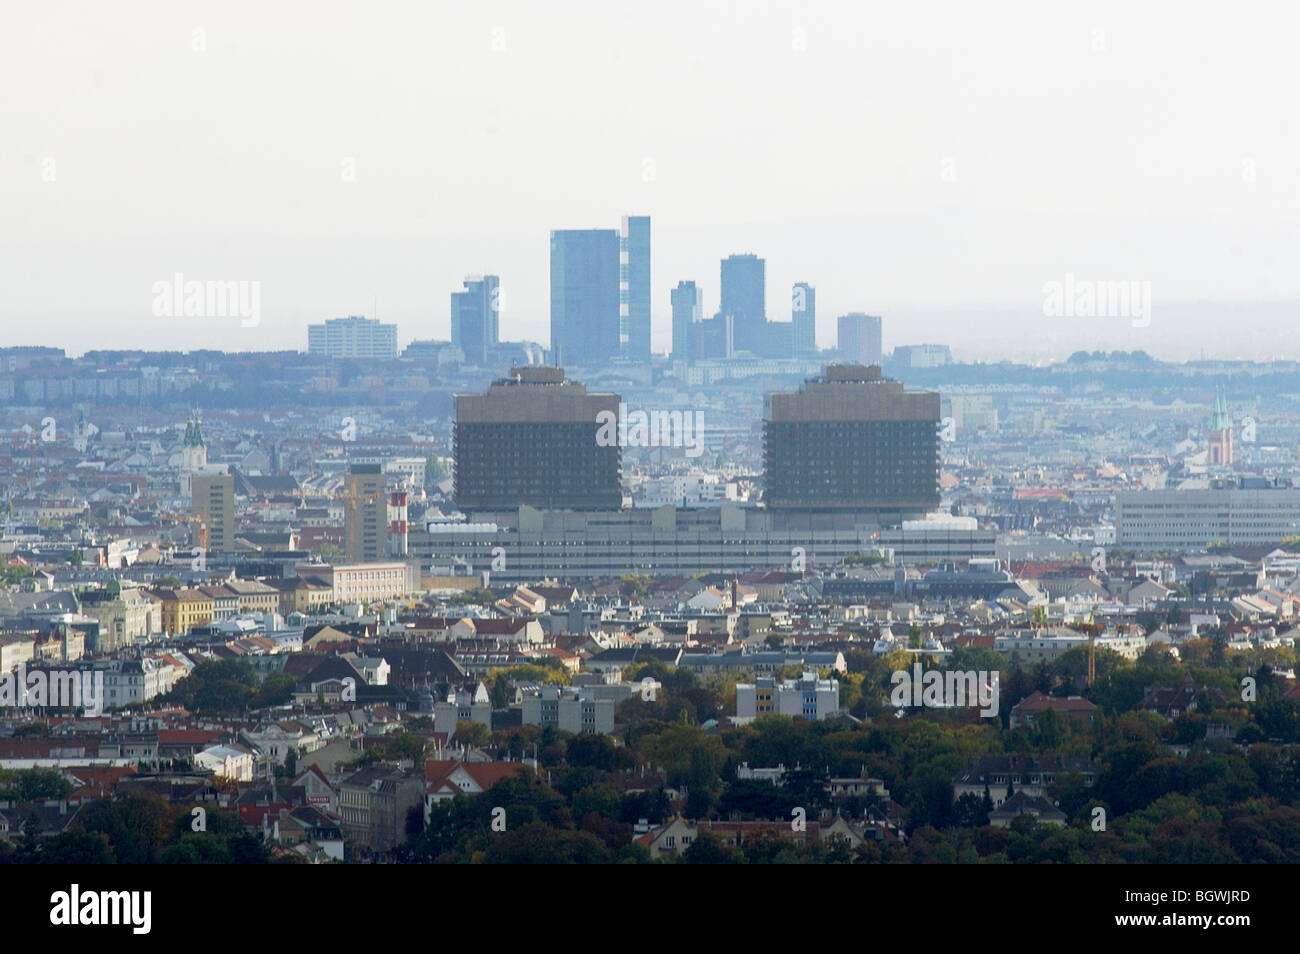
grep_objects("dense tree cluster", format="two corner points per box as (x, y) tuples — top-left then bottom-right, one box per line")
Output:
(159, 659), (296, 713)
(403, 643), (1300, 863)
(0, 792), (281, 865)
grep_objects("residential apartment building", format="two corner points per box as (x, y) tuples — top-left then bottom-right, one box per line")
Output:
(307, 316), (398, 359)
(338, 766), (425, 859)
(92, 657), (177, 709)
(521, 685), (616, 734)
(152, 588), (215, 637)
(79, 585), (160, 651)
(0, 634), (36, 672)
(225, 578), (281, 615)
(735, 671), (840, 722)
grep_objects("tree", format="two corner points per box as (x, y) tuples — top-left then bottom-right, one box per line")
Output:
(0, 769), (74, 801)
(571, 783), (621, 820)
(681, 831), (744, 864)
(952, 791), (992, 827)
(76, 793), (176, 864)
(37, 831), (114, 864)
(446, 588), (498, 606)
(425, 454), (449, 483)
(453, 721), (492, 748)
(619, 575), (649, 599)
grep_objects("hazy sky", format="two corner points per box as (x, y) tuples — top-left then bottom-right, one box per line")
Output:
(3, 1), (1298, 361)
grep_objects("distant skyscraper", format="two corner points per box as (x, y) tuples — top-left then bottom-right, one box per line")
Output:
(451, 275), (499, 366)
(550, 229), (620, 367)
(792, 283), (816, 354)
(1208, 385), (1234, 466)
(837, 313), (883, 366)
(894, 344), (952, 368)
(671, 281), (703, 364)
(620, 216), (651, 362)
(307, 316), (399, 359)
(720, 254), (765, 348)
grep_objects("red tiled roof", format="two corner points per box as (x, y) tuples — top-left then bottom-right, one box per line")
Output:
(237, 803), (292, 827)
(64, 765), (137, 798)
(1012, 691), (1097, 712)
(424, 759), (529, 791)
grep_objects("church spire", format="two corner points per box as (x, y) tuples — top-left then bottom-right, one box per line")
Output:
(1210, 386), (1231, 432)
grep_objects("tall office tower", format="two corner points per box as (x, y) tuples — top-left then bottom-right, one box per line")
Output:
(620, 216), (651, 362)
(550, 229), (620, 367)
(837, 313), (883, 366)
(451, 275), (500, 366)
(191, 469), (235, 553)
(344, 461), (388, 563)
(763, 365), (940, 516)
(792, 283), (816, 354)
(720, 254), (766, 347)
(1208, 385), (1234, 467)
(454, 366), (622, 511)
(671, 281), (703, 364)
(307, 316), (399, 359)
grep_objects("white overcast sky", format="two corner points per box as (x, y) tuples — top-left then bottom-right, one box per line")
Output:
(2, 0), (1298, 361)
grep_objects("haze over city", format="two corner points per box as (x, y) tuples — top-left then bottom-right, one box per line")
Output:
(4, 0), (1300, 904)
(3, 0), (1297, 360)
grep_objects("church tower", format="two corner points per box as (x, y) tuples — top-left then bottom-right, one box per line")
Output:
(1208, 386), (1233, 467)
(72, 405), (91, 453)
(179, 414), (208, 497)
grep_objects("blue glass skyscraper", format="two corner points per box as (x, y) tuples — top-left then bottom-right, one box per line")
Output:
(550, 229), (620, 367)
(671, 280), (702, 364)
(451, 274), (499, 366)
(720, 253), (766, 351)
(621, 215), (651, 362)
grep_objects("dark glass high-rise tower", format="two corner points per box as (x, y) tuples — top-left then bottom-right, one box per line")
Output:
(451, 275), (499, 366)
(720, 253), (766, 348)
(670, 280), (702, 364)
(550, 229), (620, 367)
(454, 366), (622, 512)
(763, 365), (939, 516)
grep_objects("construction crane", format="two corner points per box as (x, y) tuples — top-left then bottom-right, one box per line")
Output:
(331, 488), (384, 511)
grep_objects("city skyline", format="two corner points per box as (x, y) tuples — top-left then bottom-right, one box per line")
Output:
(6, 0), (1300, 890)
(4, 2), (1298, 362)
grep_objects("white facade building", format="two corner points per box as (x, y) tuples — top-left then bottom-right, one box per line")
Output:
(735, 671), (840, 723)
